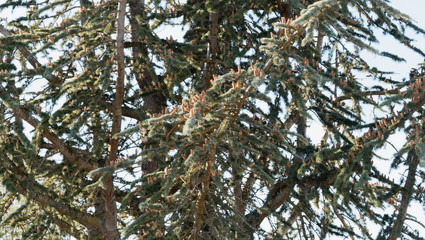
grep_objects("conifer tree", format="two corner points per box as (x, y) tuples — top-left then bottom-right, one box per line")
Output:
(0, 0), (425, 239)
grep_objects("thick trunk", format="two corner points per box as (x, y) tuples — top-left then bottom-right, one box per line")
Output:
(88, 191), (105, 239)
(277, 0), (292, 19)
(129, 0), (165, 175)
(97, 0), (128, 239)
(202, 11), (219, 90)
(129, 0), (166, 115)
(102, 176), (120, 240)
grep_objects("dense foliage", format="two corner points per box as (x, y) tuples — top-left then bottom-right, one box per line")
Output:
(1, 0), (425, 239)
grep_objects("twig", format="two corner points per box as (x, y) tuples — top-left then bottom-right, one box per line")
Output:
(335, 89), (400, 102)
(332, 205), (355, 240)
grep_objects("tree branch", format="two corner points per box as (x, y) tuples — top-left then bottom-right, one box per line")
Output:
(107, 0), (126, 168)
(280, 207), (300, 236)
(332, 204), (355, 240)
(405, 217), (425, 230)
(2, 155), (102, 234)
(15, 183), (102, 235)
(245, 179), (295, 230)
(335, 89), (400, 102)
(389, 153), (419, 240)
(194, 144), (216, 239)
(0, 24), (62, 87)
(100, 0), (127, 238)
(49, 214), (86, 239)
(0, 86), (96, 171)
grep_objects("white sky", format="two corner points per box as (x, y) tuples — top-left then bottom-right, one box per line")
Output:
(365, 0), (425, 79)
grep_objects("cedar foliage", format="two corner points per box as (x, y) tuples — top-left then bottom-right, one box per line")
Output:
(0, 0), (425, 239)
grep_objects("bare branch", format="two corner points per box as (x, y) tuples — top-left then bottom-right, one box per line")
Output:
(405, 217), (425, 230)
(332, 205), (355, 240)
(280, 208), (300, 236)
(389, 153), (419, 240)
(245, 179), (295, 230)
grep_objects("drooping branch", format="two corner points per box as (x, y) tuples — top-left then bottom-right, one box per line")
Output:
(335, 89), (401, 102)
(0, 24), (62, 87)
(242, 4), (340, 232)
(14, 183), (102, 234)
(0, 86), (96, 171)
(2, 155), (101, 234)
(332, 205), (355, 240)
(194, 76), (256, 238)
(254, 110), (306, 233)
